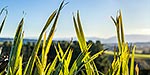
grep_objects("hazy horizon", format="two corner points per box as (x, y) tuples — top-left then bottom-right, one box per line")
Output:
(0, 0), (150, 39)
(1, 34), (150, 40)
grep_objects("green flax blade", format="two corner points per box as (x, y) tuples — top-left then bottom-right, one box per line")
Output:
(23, 10), (57, 75)
(130, 45), (136, 75)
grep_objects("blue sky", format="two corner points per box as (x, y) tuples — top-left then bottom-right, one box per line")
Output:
(0, 0), (150, 39)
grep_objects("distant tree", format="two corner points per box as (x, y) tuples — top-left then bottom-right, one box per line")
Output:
(60, 40), (69, 51)
(0, 40), (110, 73)
(1, 41), (11, 56)
(88, 40), (110, 73)
(70, 41), (81, 66)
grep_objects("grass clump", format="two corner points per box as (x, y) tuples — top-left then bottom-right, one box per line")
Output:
(107, 10), (137, 75)
(0, 1), (104, 75)
(0, 6), (8, 75)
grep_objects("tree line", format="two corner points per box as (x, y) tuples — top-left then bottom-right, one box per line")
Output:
(0, 40), (110, 73)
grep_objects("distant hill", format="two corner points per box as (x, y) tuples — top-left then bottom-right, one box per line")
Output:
(70, 35), (150, 43)
(0, 38), (13, 42)
(0, 34), (150, 44)
(75, 35), (150, 43)
(103, 35), (150, 43)
(0, 38), (37, 44)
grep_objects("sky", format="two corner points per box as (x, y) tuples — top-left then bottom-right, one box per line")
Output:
(0, 0), (150, 39)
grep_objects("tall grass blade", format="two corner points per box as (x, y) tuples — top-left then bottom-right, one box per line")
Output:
(111, 15), (122, 53)
(44, 63), (51, 74)
(16, 56), (22, 75)
(46, 56), (58, 75)
(77, 11), (87, 52)
(53, 62), (63, 75)
(69, 52), (85, 75)
(23, 10), (57, 75)
(13, 32), (23, 73)
(119, 10), (125, 43)
(0, 15), (7, 34)
(73, 11), (100, 75)
(62, 39), (72, 60)
(0, 7), (8, 34)
(66, 49), (73, 67)
(32, 1), (66, 75)
(36, 55), (44, 75)
(135, 64), (139, 75)
(130, 45), (136, 75)
(54, 45), (62, 61)
(7, 18), (24, 74)
(64, 49), (73, 75)
(42, 32), (46, 67)
(58, 42), (64, 57)
(86, 50), (104, 64)
(9, 18), (23, 61)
